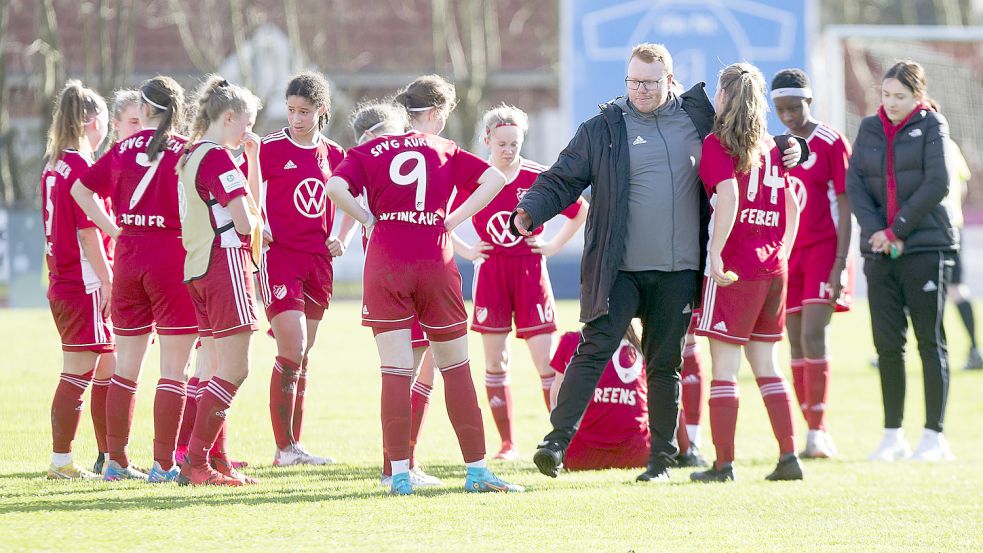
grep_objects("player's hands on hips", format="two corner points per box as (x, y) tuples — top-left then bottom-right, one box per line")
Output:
(364, 215), (377, 239)
(99, 281), (113, 319)
(709, 253), (736, 287)
(526, 236), (558, 257)
(461, 240), (492, 261)
(827, 258), (846, 303)
(781, 138), (802, 168)
(242, 131), (261, 158)
(109, 225), (122, 241)
(512, 208), (533, 236)
(327, 235), (345, 257)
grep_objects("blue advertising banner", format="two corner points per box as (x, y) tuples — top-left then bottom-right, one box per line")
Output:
(563, 0), (815, 134)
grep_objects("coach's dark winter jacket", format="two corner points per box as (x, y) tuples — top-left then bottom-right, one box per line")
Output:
(514, 83), (715, 323)
(846, 108), (957, 257)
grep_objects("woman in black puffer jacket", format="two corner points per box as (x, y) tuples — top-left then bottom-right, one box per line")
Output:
(847, 60), (957, 463)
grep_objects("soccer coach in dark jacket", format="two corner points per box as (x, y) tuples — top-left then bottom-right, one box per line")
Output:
(512, 44), (803, 481)
(847, 60), (957, 462)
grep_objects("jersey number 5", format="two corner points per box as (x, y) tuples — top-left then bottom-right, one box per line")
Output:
(44, 176), (56, 237)
(389, 151), (427, 212)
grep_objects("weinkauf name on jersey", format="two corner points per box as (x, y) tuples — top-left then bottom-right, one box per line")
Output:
(369, 135), (434, 157)
(377, 211), (440, 225)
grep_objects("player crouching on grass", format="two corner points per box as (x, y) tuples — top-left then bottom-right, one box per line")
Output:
(176, 75), (263, 486)
(691, 63), (804, 483)
(42, 81), (115, 479)
(450, 104), (588, 461)
(325, 89), (523, 495)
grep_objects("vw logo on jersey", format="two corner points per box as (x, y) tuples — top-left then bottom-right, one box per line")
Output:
(486, 211), (523, 247)
(788, 175), (808, 211)
(800, 151), (818, 170)
(293, 178), (327, 218)
(611, 340), (643, 384)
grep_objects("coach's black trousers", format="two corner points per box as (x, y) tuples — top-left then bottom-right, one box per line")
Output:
(865, 252), (952, 432)
(545, 269), (697, 464)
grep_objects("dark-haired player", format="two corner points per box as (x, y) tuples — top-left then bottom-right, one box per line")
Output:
(771, 68), (853, 459)
(257, 71), (345, 466)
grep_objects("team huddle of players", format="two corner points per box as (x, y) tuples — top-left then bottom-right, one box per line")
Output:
(41, 58), (850, 492)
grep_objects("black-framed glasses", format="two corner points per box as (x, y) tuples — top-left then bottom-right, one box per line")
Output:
(625, 76), (668, 91)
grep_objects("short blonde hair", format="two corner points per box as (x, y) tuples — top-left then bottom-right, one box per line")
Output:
(480, 104), (529, 138)
(630, 43), (673, 74)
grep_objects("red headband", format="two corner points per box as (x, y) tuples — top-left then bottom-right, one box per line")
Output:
(486, 122), (519, 136)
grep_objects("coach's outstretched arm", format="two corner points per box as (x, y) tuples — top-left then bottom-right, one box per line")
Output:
(511, 123), (593, 235)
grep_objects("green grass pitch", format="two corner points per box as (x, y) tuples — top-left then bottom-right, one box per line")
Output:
(1, 301), (981, 551)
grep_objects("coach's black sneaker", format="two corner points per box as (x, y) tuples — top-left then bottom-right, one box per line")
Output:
(676, 444), (709, 468)
(765, 453), (803, 481)
(689, 462), (735, 483)
(636, 453), (673, 482)
(533, 441), (565, 478)
(92, 452), (106, 475)
(964, 347), (983, 371)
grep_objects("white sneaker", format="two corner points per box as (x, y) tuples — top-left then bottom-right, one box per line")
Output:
(801, 429), (836, 459)
(869, 429), (911, 462)
(273, 443), (335, 466)
(911, 429), (955, 461)
(379, 467), (444, 488)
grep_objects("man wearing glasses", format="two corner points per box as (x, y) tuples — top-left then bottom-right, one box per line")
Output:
(511, 43), (803, 482)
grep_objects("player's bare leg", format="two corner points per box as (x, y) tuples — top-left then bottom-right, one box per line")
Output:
(103, 333), (153, 478)
(48, 350), (101, 479)
(430, 335), (522, 492)
(525, 332), (556, 410)
(89, 351), (116, 474)
(799, 303), (835, 458)
(482, 332), (517, 460)
(746, 341), (801, 481)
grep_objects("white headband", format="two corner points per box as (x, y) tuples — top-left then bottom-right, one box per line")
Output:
(141, 91), (169, 111)
(407, 106), (434, 112)
(358, 121), (390, 145)
(771, 87), (813, 99)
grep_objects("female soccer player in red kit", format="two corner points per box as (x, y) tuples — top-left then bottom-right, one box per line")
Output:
(345, 101), (443, 488)
(550, 322), (650, 471)
(72, 76), (198, 482)
(257, 71), (344, 466)
(771, 68), (853, 459)
(42, 81), (114, 479)
(451, 104), (587, 460)
(176, 76), (262, 486)
(326, 81), (523, 495)
(690, 63), (803, 482)
(108, 90), (143, 145)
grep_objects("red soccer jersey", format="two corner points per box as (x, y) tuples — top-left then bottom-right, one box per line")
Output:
(332, 131), (489, 230)
(551, 332), (648, 447)
(259, 129), (346, 253)
(786, 123), (851, 248)
(189, 142), (251, 250)
(700, 133), (789, 280)
(79, 128), (187, 234)
(452, 158), (585, 256)
(42, 150), (113, 299)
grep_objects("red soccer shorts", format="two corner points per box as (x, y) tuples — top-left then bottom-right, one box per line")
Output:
(186, 247), (259, 339)
(471, 254), (557, 339)
(361, 226), (467, 339)
(49, 289), (114, 353)
(410, 318), (429, 349)
(112, 233), (198, 336)
(258, 245), (333, 321)
(564, 433), (650, 471)
(787, 239), (853, 314)
(696, 274), (787, 344)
